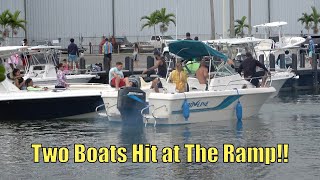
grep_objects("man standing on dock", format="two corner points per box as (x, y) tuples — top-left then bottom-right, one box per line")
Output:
(67, 38), (79, 70)
(103, 38), (113, 72)
(307, 36), (315, 66)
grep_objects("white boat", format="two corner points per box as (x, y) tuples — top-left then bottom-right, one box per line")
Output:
(205, 37), (296, 97)
(100, 40), (276, 125)
(5, 45), (96, 85)
(0, 46), (115, 121)
(253, 21), (306, 62)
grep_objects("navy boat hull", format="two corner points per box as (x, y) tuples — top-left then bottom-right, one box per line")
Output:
(0, 96), (103, 121)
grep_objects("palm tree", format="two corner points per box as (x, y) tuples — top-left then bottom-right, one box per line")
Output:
(0, 10), (11, 38)
(140, 10), (160, 36)
(234, 16), (250, 38)
(8, 10), (26, 37)
(310, 6), (320, 34)
(157, 8), (176, 35)
(298, 13), (313, 34)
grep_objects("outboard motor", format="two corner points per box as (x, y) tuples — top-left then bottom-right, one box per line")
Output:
(128, 75), (141, 88)
(117, 87), (146, 125)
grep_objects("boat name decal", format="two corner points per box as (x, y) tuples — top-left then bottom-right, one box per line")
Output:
(188, 100), (209, 108)
(127, 92), (144, 96)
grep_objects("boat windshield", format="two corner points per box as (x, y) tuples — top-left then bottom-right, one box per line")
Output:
(213, 63), (238, 78)
(213, 43), (257, 60)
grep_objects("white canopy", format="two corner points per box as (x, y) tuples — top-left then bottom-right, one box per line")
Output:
(253, 21), (288, 29)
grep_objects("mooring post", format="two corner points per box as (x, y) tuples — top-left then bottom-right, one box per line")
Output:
(292, 53), (298, 71)
(312, 53), (318, 93)
(269, 54), (275, 71)
(147, 56), (154, 69)
(259, 54), (264, 65)
(292, 53), (298, 92)
(279, 54), (285, 69)
(300, 53), (305, 68)
(124, 56), (132, 71)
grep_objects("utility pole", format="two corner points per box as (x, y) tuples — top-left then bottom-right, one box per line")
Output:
(248, 0), (252, 35)
(222, 0), (226, 38)
(24, 0), (27, 39)
(210, 0), (216, 39)
(229, 0), (235, 38)
(112, 0), (115, 37)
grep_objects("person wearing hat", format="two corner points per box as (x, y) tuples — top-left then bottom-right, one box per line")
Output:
(307, 36), (315, 65)
(142, 50), (167, 92)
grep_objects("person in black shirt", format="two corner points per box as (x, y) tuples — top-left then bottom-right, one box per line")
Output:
(238, 52), (270, 87)
(185, 32), (192, 40)
(67, 38), (79, 70)
(142, 50), (167, 92)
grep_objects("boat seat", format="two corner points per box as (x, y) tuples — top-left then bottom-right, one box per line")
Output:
(187, 78), (206, 91)
(140, 77), (152, 89)
(159, 78), (176, 93)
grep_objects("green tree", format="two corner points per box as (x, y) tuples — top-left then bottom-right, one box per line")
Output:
(140, 10), (160, 36)
(8, 10), (26, 37)
(157, 8), (176, 35)
(298, 13), (313, 34)
(310, 6), (320, 34)
(0, 10), (11, 38)
(0, 65), (5, 82)
(234, 16), (250, 38)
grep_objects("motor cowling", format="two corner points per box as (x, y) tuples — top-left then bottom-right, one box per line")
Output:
(117, 87), (146, 125)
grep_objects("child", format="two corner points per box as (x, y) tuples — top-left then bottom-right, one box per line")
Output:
(25, 78), (48, 91)
(62, 59), (69, 72)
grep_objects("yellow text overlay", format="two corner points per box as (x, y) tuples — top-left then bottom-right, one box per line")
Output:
(31, 144), (289, 164)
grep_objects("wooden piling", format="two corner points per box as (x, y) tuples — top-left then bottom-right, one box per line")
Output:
(259, 54), (264, 65)
(312, 53), (318, 93)
(300, 53), (305, 68)
(292, 54), (298, 71)
(279, 54), (285, 69)
(269, 54), (275, 71)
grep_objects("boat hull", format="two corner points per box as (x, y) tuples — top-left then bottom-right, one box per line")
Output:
(102, 87), (275, 125)
(0, 95), (103, 121)
(144, 88), (275, 125)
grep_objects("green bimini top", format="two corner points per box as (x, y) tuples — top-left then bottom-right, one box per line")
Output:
(168, 40), (228, 61)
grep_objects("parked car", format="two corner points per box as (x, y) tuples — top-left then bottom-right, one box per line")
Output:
(150, 35), (175, 52)
(112, 36), (134, 53)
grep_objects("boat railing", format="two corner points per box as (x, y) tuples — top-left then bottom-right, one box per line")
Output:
(95, 103), (117, 118)
(141, 105), (154, 127)
(215, 75), (272, 90)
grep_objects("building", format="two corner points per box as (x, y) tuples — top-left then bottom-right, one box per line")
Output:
(1, 0), (320, 47)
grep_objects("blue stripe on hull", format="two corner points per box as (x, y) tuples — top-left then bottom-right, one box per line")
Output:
(0, 96), (103, 121)
(172, 95), (241, 114)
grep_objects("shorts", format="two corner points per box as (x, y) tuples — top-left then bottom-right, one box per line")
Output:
(308, 51), (313, 58)
(68, 54), (78, 62)
(111, 77), (126, 87)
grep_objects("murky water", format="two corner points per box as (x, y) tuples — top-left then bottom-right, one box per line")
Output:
(0, 92), (319, 179)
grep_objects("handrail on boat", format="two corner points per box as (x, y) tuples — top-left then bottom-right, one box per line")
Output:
(151, 105), (167, 127)
(140, 105), (154, 127)
(219, 75), (272, 90)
